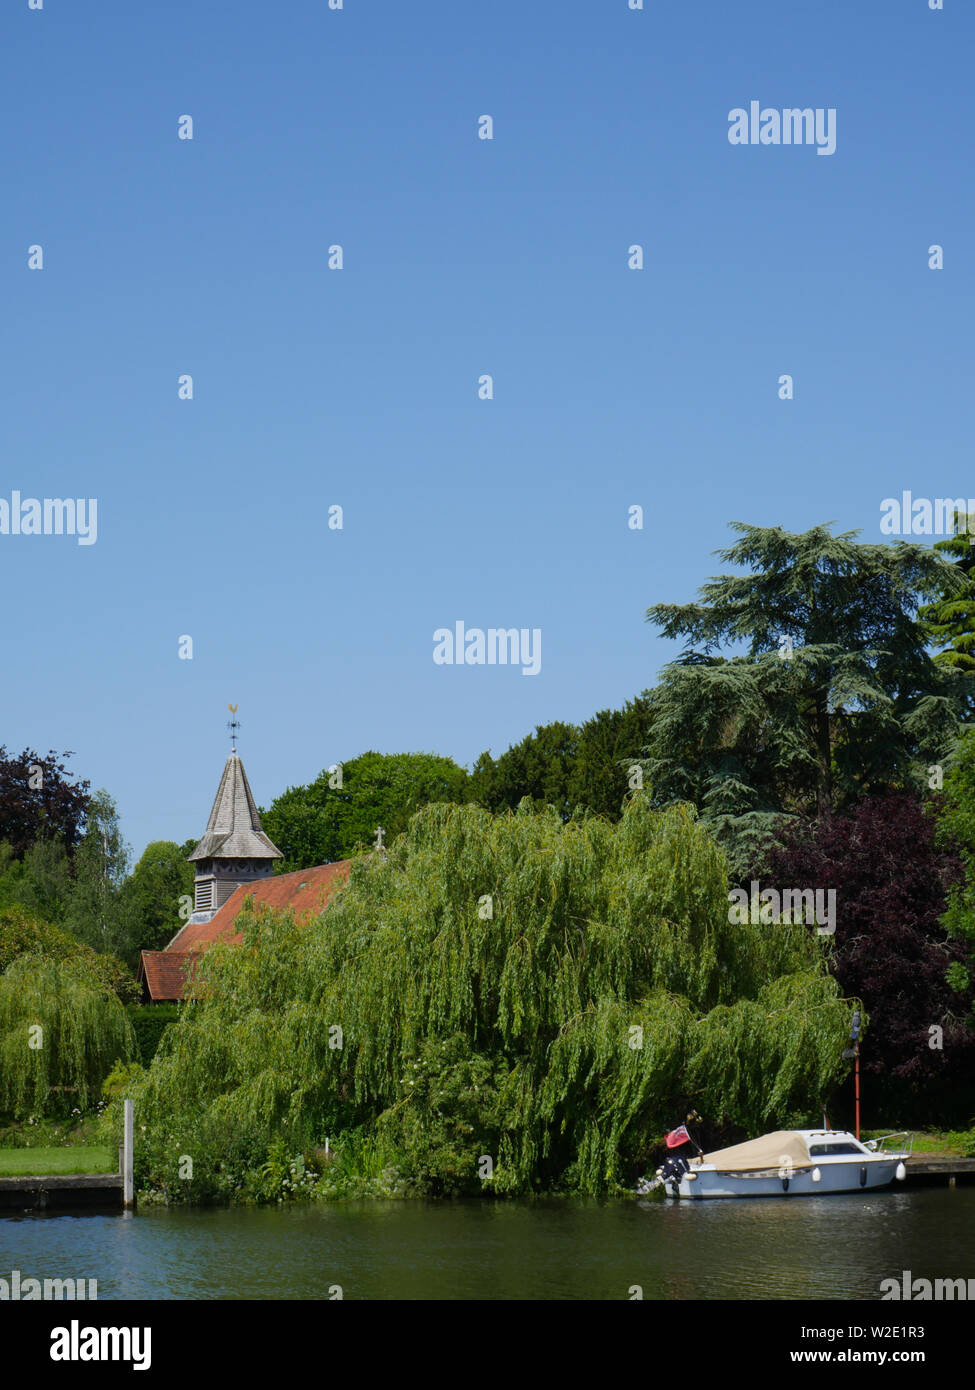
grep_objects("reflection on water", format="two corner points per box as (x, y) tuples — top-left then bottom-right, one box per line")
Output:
(0, 1189), (972, 1300)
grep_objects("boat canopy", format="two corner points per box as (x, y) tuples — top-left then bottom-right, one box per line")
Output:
(702, 1131), (810, 1171)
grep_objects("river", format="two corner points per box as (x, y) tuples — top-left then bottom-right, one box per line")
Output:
(1, 1189), (972, 1300)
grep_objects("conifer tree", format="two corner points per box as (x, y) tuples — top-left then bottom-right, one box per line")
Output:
(641, 523), (972, 876)
(920, 508), (975, 674)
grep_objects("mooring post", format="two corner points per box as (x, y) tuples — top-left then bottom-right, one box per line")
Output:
(123, 1097), (134, 1209)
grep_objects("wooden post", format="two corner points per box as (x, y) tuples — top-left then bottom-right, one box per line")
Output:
(123, 1098), (134, 1209)
(854, 1051), (860, 1141)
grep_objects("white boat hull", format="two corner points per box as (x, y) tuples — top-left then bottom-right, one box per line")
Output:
(676, 1157), (903, 1199)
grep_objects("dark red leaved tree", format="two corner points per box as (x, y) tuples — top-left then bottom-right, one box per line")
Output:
(766, 794), (975, 1125)
(0, 747), (91, 856)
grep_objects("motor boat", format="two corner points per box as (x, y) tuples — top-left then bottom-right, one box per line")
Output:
(646, 1129), (913, 1199)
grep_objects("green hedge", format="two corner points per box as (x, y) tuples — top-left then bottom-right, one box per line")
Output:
(125, 1003), (181, 1065)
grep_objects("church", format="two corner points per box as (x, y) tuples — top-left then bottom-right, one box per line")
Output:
(139, 748), (350, 1002)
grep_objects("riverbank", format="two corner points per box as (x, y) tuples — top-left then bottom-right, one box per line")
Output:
(863, 1128), (975, 1158)
(0, 1113), (104, 1151)
(3, 1116), (971, 1204)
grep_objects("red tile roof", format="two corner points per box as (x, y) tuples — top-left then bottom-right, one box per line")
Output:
(142, 862), (352, 1001)
(139, 951), (196, 1003)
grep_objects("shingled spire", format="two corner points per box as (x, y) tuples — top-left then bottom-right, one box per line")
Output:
(189, 753), (281, 861)
(185, 751), (282, 923)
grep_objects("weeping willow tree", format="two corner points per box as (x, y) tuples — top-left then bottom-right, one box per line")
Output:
(125, 797), (852, 1200)
(0, 955), (136, 1117)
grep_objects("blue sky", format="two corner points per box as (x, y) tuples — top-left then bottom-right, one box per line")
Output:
(1, 0), (968, 858)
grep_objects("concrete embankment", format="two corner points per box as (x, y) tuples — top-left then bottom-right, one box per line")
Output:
(0, 1174), (123, 1213)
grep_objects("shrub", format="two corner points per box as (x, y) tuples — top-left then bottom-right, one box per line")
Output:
(125, 1003), (181, 1065)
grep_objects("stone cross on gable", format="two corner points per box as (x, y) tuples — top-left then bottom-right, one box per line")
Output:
(374, 826), (385, 851)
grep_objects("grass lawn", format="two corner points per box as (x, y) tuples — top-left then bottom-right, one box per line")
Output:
(861, 1129), (975, 1158)
(0, 1146), (116, 1177)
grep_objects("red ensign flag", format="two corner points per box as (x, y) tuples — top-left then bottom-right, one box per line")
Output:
(665, 1126), (691, 1149)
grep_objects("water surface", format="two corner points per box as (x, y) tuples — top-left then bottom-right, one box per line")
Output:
(1, 1189), (972, 1300)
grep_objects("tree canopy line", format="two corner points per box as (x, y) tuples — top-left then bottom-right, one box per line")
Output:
(0, 768), (195, 969)
(3, 520), (975, 1192)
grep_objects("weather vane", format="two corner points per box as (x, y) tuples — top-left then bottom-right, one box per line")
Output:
(227, 703), (240, 752)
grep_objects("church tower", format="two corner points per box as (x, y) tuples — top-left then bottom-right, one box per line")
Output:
(185, 749), (283, 924)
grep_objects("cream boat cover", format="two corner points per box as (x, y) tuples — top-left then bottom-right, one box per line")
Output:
(699, 1130), (811, 1171)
